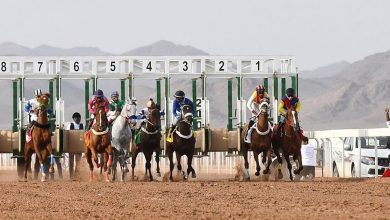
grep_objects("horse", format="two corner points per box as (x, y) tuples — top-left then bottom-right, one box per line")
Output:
(131, 107), (162, 181)
(111, 100), (137, 181)
(272, 105), (303, 181)
(166, 105), (196, 181)
(24, 93), (54, 182)
(241, 99), (273, 180)
(84, 99), (113, 182)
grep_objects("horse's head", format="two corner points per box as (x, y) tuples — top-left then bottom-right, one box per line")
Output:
(36, 93), (50, 115)
(286, 105), (299, 132)
(94, 99), (108, 130)
(147, 108), (161, 130)
(181, 104), (193, 123)
(257, 98), (270, 117)
(122, 99), (137, 119)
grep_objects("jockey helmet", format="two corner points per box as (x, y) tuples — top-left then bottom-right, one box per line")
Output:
(34, 89), (42, 96)
(256, 85), (265, 94)
(94, 89), (104, 97)
(72, 112), (81, 119)
(146, 98), (156, 108)
(111, 91), (119, 98)
(174, 90), (185, 98)
(286, 88), (295, 97)
(131, 97), (137, 103)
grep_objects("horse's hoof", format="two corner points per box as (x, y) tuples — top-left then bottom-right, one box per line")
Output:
(156, 172), (161, 177)
(41, 177), (46, 182)
(255, 171), (260, 176)
(278, 171), (283, 179)
(246, 176), (250, 181)
(293, 169), (301, 175)
(263, 169), (270, 175)
(191, 173), (197, 178)
(169, 177), (173, 182)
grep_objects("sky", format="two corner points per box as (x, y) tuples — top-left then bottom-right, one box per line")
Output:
(1, 0), (390, 70)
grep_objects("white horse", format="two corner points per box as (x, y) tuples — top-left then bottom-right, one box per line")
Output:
(111, 99), (137, 181)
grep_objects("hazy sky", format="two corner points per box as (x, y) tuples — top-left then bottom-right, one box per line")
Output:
(1, 0), (390, 70)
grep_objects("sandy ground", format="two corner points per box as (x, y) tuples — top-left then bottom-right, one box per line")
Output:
(0, 169), (390, 220)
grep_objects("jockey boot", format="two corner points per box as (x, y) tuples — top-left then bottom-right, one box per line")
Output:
(244, 120), (255, 143)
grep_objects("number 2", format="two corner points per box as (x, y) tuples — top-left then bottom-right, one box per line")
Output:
(219, 61), (225, 71)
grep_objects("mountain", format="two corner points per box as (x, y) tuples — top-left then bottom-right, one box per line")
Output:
(122, 40), (209, 56)
(299, 61), (350, 79)
(0, 42), (112, 56)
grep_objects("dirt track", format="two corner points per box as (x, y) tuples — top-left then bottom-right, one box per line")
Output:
(0, 172), (389, 220)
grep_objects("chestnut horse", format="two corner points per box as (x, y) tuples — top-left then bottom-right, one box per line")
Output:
(272, 105), (303, 181)
(241, 100), (272, 180)
(84, 100), (112, 182)
(166, 105), (196, 181)
(131, 108), (162, 181)
(24, 93), (54, 182)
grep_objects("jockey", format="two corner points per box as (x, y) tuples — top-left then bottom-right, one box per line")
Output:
(87, 89), (110, 129)
(136, 98), (165, 125)
(24, 89), (52, 126)
(167, 90), (195, 137)
(107, 91), (125, 124)
(274, 88), (302, 138)
(244, 84), (270, 143)
(24, 89), (52, 141)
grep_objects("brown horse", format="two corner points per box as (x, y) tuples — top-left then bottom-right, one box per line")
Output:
(166, 105), (196, 181)
(131, 108), (162, 181)
(84, 100), (112, 182)
(272, 105), (303, 181)
(241, 99), (272, 180)
(24, 93), (54, 182)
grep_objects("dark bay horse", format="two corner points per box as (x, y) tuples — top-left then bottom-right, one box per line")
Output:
(241, 100), (272, 180)
(24, 93), (54, 182)
(84, 100), (112, 182)
(131, 108), (162, 181)
(166, 105), (196, 181)
(272, 105), (303, 181)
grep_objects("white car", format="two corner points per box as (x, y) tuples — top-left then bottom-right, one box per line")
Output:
(332, 136), (390, 177)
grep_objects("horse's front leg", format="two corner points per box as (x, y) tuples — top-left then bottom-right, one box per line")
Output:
(264, 148), (272, 174)
(45, 143), (55, 176)
(242, 145), (250, 181)
(253, 150), (261, 177)
(272, 141), (283, 179)
(24, 146), (32, 181)
(32, 142), (46, 181)
(187, 151), (196, 178)
(144, 151), (153, 181)
(86, 149), (94, 182)
(283, 151), (293, 181)
(131, 147), (140, 180)
(155, 146), (161, 177)
(90, 147), (100, 168)
(294, 152), (303, 175)
(167, 148), (174, 181)
(111, 149), (118, 181)
(103, 152), (110, 182)
(176, 152), (185, 180)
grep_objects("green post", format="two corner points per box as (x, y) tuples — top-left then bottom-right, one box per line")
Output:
(291, 75), (297, 95)
(281, 78), (286, 98)
(156, 79), (161, 107)
(120, 79), (125, 101)
(84, 79), (90, 126)
(128, 77), (133, 98)
(164, 77), (170, 128)
(92, 77), (97, 93)
(192, 79), (198, 130)
(227, 79), (233, 131)
(236, 77), (241, 98)
(12, 80), (18, 132)
(273, 77), (279, 101)
(264, 78), (269, 93)
(296, 74), (299, 96)
(49, 80), (55, 132)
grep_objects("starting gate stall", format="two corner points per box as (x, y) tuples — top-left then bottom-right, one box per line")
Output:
(0, 56), (298, 176)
